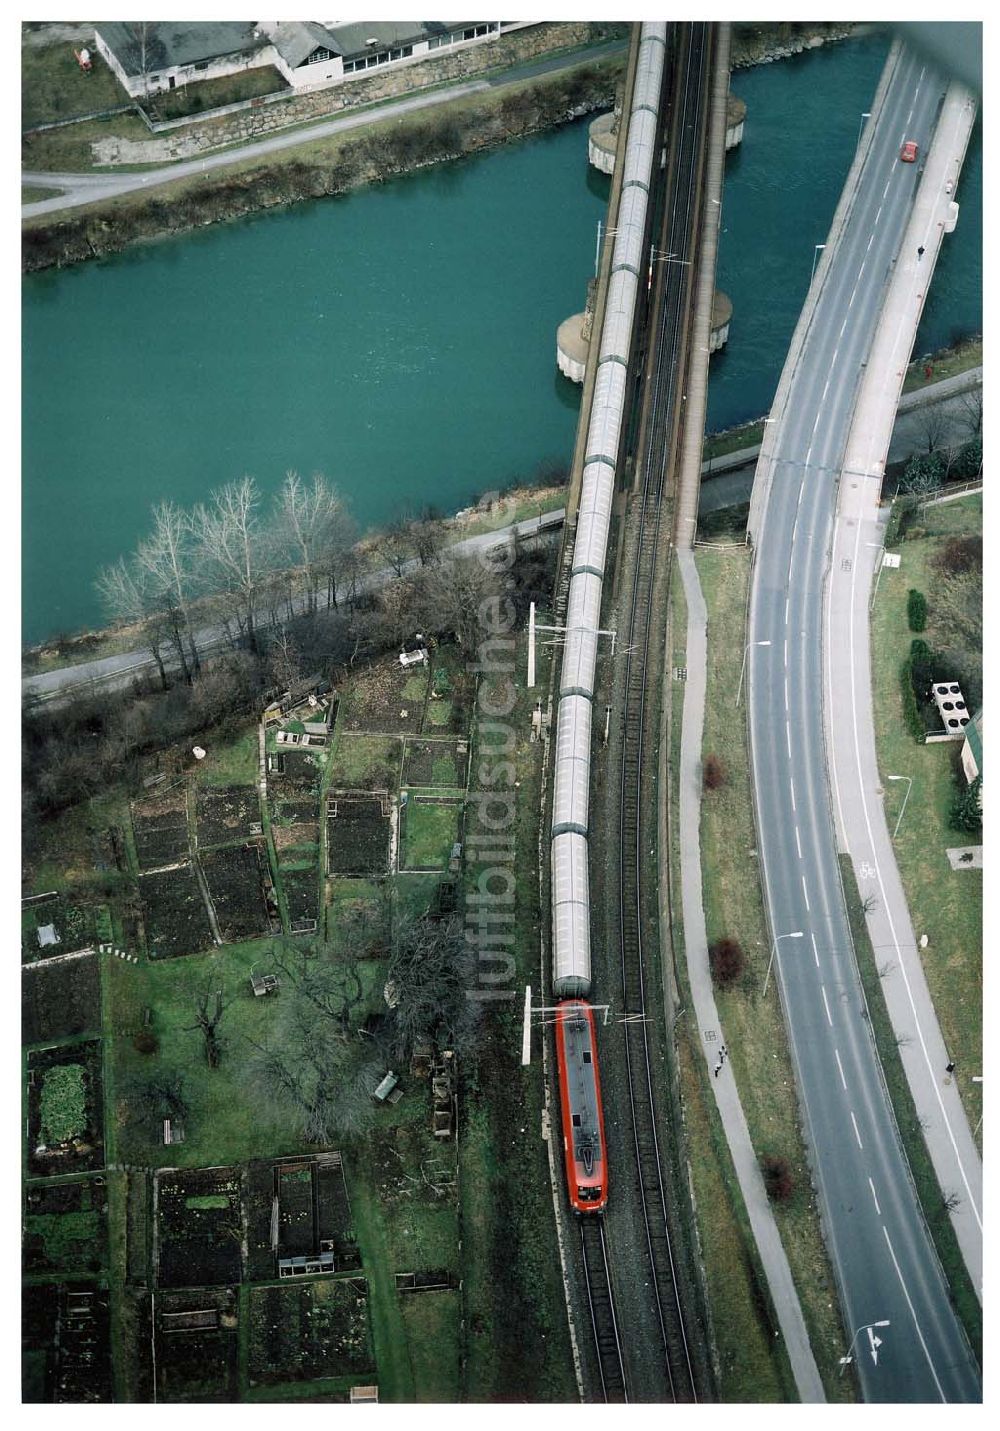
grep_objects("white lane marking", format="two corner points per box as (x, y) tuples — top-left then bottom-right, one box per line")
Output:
(786, 720), (793, 759)
(789, 776), (796, 812)
(869, 1177), (881, 1216)
(811, 931), (820, 968)
(821, 986), (832, 1026)
(875, 203), (883, 225)
(784, 678), (790, 711)
(801, 873), (810, 911)
(822, 377), (831, 402)
(784, 639), (788, 668)
(850, 1110), (864, 1149)
(866, 231), (875, 253)
(784, 596), (790, 624)
(834, 1047), (847, 1090)
(795, 826), (802, 859)
(882, 1226), (947, 1402)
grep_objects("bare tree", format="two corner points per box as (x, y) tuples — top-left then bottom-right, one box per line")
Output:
(275, 471), (348, 614)
(912, 401), (951, 456)
(386, 912), (479, 1059)
(96, 556), (171, 688)
(185, 977), (230, 1069)
(959, 386), (983, 436)
(422, 553), (499, 651)
(121, 21), (168, 103)
(192, 478), (264, 650)
(136, 502), (201, 674)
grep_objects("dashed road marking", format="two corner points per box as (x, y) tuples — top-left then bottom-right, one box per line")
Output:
(795, 826), (802, 859)
(869, 1177), (881, 1215)
(835, 1047), (847, 1090)
(851, 1110), (864, 1149)
(789, 776), (796, 812)
(801, 873), (810, 911)
(821, 985), (833, 1027)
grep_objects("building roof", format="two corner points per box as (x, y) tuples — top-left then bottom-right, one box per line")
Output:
(964, 707), (983, 776)
(97, 21), (266, 76)
(268, 20), (341, 69)
(329, 19), (482, 60)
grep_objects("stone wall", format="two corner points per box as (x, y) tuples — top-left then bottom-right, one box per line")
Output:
(92, 21), (628, 166)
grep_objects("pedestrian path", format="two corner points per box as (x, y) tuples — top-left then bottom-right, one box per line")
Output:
(674, 548), (825, 1404)
(823, 80), (982, 1296)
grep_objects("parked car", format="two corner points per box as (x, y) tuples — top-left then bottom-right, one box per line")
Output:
(900, 139), (919, 163)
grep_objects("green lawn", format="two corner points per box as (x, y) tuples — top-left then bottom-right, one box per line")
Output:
(194, 729), (259, 786)
(327, 734), (401, 790)
(401, 798), (461, 870)
(400, 1293), (461, 1401)
(695, 546), (853, 1400)
(870, 496), (982, 1136)
(107, 939), (329, 1168)
(145, 65), (287, 122)
(22, 41), (127, 129)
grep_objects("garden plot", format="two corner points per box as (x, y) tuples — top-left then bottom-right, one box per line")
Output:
(23, 1177), (108, 1277)
(327, 733), (402, 791)
(327, 796), (392, 877)
(403, 737), (468, 789)
(247, 1154), (359, 1281)
(131, 787), (191, 869)
(21, 896), (103, 962)
(341, 658), (428, 735)
(155, 1287), (239, 1402)
(271, 793), (319, 852)
(248, 1277), (374, 1385)
(201, 844), (273, 942)
(400, 795), (463, 872)
(27, 1040), (104, 1178)
(22, 951), (101, 1044)
(155, 1166), (243, 1288)
(267, 747), (325, 794)
(22, 1282), (112, 1404)
(140, 864), (214, 959)
(423, 654), (474, 735)
(196, 784), (261, 846)
(281, 867), (318, 930)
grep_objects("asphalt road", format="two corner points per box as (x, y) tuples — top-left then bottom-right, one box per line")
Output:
(22, 511), (564, 708)
(746, 43), (980, 1403)
(22, 41), (626, 218)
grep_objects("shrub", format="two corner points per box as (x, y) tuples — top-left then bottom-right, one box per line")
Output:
(950, 776), (982, 835)
(702, 754), (726, 791)
(907, 588), (927, 632)
(762, 1155), (794, 1202)
(951, 436), (982, 480)
(899, 657), (926, 743)
(883, 495), (917, 547)
(708, 937), (745, 987)
(934, 535), (982, 576)
(40, 1064), (87, 1145)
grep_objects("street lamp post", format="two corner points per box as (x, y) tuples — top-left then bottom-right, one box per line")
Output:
(887, 774), (912, 840)
(810, 243), (827, 287)
(839, 1319), (890, 1375)
(736, 639), (771, 707)
(762, 930), (804, 998)
(856, 110), (871, 151)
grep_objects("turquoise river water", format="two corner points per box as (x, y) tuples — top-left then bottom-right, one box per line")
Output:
(22, 30), (981, 643)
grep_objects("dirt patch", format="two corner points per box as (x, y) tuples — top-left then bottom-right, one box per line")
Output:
(267, 747), (325, 794)
(341, 658), (427, 735)
(22, 1281), (112, 1404)
(273, 821), (318, 850)
(131, 787), (190, 869)
(140, 864), (214, 959)
(281, 866), (318, 929)
(156, 1287), (239, 1402)
(22, 952), (101, 1044)
(248, 1277), (373, 1385)
(156, 1167), (243, 1288)
(403, 737), (469, 789)
(327, 796), (392, 877)
(196, 785), (261, 845)
(201, 844), (273, 942)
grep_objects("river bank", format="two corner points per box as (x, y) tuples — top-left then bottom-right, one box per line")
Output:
(22, 50), (623, 273)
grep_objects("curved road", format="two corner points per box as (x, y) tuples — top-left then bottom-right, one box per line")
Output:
(22, 41), (626, 218)
(746, 43), (980, 1402)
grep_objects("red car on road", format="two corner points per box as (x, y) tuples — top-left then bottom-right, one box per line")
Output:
(900, 139), (919, 163)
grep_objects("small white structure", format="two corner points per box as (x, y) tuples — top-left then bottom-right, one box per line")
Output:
(37, 924), (60, 948)
(931, 681), (971, 738)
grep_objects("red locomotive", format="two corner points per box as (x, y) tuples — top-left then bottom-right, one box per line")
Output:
(554, 1000), (608, 1213)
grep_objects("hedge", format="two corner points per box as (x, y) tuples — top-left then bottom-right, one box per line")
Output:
(907, 588), (928, 631)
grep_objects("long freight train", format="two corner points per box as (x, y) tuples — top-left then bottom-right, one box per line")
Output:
(551, 21), (666, 1214)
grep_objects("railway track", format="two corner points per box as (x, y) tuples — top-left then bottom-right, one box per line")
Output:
(579, 1220), (628, 1403)
(610, 22), (710, 1404)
